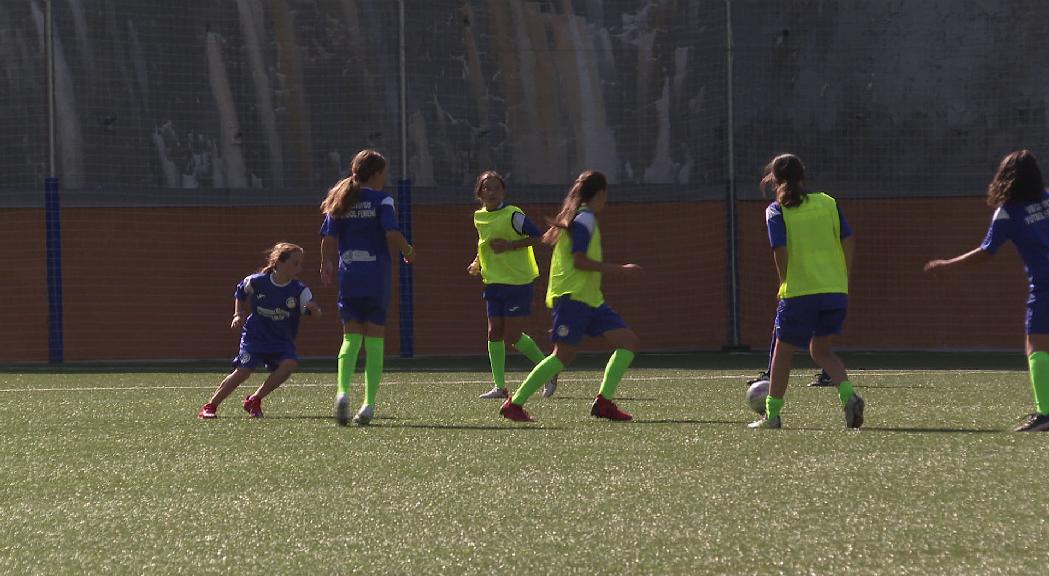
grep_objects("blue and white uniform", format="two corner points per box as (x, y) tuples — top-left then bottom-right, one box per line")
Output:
(980, 191), (1049, 333)
(233, 272), (313, 371)
(320, 187), (400, 325)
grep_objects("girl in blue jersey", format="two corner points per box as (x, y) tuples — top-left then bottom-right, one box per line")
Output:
(751, 153), (864, 430)
(320, 149), (415, 426)
(925, 150), (1049, 432)
(198, 242), (321, 419)
(500, 170), (642, 422)
(467, 171), (557, 400)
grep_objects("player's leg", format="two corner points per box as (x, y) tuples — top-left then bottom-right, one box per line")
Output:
(500, 298), (580, 421)
(334, 319), (365, 426)
(1017, 311), (1049, 431)
(251, 358), (299, 402)
(200, 365), (254, 418)
(501, 290), (557, 397)
(481, 314), (509, 398)
(591, 326), (639, 421)
(355, 315), (387, 425)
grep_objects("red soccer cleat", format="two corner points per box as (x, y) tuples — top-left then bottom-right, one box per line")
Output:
(198, 403), (217, 419)
(243, 395), (263, 418)
(499, 400), (535, 422)
(590, 395), (632, 421)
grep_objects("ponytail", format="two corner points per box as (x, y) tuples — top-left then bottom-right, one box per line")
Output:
(321, 149), (387, 217)
(320, 175), (361, 217)
(543, 170), (607, 245)
(761, 153), (807, 208)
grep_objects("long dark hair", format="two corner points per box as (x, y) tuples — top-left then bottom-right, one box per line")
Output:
(987, 150), (1045, 207)
(760, 153), (807, 208)
(542, 170), (607, 245)
(321, 149), (387, 217)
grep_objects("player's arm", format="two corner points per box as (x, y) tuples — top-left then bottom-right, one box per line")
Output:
(924, 247), (991, 272)
(566, 218), (641, 274)
(320, 234), (339, 286)
(926, 208), (1004, 272)
(467, 254), (481, 276)
(842, 236), (855, 278)
(379, 196), (414, 263)
(490, 213), (542, 253)
(231, 279), (252, 330)
(301, 287), (322, 318)
(231, 297), (250, 330)
(386, 230), (415, 264)
(772, 246), (788, 285)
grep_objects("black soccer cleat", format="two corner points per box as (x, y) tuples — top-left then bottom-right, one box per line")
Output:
(1013, 412), (1049, 432)
(808, 371), (834, 387)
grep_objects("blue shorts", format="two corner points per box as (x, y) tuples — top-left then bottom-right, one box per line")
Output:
(232, 348), (297, 372)
(774, 293), (848, 348)
(550, 296), (628, 345)
(339, 296), (387, 325)
(1026, 296), (1049, 333)
(484, 283), (533, 318)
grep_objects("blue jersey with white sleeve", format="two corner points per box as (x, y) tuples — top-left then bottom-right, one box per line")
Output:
(319, 187), (400, 304)
(980, 191), (1049, 297)
(235, 273), (313, 353)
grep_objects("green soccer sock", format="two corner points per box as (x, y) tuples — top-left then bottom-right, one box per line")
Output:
(837, 379), (856, 406)
(513, 333), (546, 365)
(511, 355), (565, 406)
(488, 340), (506, 389)
(1028, 351), (1049, 415)
(337, 333), (363, 397)
(598, 349), (636, 399)
(363, 337), (384, 406)
(766, 395), (785, 420)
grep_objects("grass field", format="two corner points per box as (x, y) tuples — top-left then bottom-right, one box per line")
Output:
(1, 353), (1047, 575)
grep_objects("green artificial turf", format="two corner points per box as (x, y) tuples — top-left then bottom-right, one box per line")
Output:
(1, 359), (1046, 575)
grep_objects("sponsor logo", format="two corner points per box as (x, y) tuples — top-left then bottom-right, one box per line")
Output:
(507, 306), (520, 313)
(286, 297), (297, 309)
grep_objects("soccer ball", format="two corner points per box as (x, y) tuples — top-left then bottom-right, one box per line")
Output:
(745, 379), (770, 415)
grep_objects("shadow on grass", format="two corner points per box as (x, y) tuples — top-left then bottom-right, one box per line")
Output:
(633, 418), (746, 425)
(862, 426), (1002, 434)
(379, 422), (560, 431)
(542, 396), (658, 402)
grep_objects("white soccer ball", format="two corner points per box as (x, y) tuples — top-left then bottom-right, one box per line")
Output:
(746, 379), (770, 415)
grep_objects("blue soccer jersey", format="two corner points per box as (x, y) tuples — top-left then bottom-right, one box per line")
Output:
(981, 191), (1049, 296)
(235, 273), (313, 353)
(319, 187), (400, 304)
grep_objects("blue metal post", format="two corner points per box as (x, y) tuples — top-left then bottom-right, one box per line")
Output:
(45, 176), (64, 363)
(397, 178), (414, 357)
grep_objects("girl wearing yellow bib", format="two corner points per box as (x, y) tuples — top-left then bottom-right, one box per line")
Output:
(499, 171), (642, 423)
(468, 171), (557, 399)
(751, 154), (865, 430)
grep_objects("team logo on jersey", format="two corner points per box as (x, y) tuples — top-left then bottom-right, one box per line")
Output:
(239, 352), (252, 364)
(556, 324), (570, 337)
(285, 297), (297, 309)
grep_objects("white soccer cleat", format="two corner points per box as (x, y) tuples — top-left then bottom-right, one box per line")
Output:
(479, 387), (509, 399)
(334, 394), (349, 426)
(353, 404), (374, 426)
(748, 415), (782, 429)
(541, 374), (558, 398)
